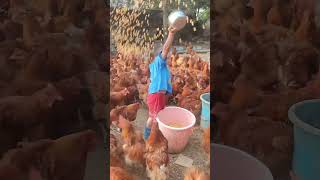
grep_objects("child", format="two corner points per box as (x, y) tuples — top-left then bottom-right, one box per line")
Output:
(144, 26), (177, 140)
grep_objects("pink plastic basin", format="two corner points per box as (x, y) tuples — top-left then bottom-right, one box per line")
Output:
(156, 106), (196, 154)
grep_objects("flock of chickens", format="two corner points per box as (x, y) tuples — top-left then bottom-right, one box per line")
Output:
(0, 0), (211, 179)
(110, 45), (210, 116)
(213, 0), (320, 178)
(0, 0), (108, 179)
(109, 45), (210, 179)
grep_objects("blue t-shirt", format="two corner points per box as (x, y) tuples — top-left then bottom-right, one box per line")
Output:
(148, 52), (172, 94)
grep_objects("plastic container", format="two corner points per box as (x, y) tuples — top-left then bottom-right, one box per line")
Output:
(156, 106), (196, 153)
(288, 99), (320, 180)
(212, 143), (273, 180)
(168, 10), (187, 31)
(200, 93), (210, 128)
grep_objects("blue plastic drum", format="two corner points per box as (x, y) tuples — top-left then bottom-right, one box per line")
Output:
(200, 93), (210, 128)
(288, 99), (320, 180)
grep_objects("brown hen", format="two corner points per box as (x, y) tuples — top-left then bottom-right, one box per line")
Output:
(145, 122), (169, 180)
(184, 167), (210, 180)
(41, 130), (97, 180)
(295, 10), (312, 41)
(110, 167), (136, 180)
(267, 0), (283, 26)
(110, 133), (124, 168)
(202, 127), (210, 161)
(110, 88), (130, 108)
(118, 115), (145, 168)
(0, 84), (62, 139)
(0, 139), (53, 180)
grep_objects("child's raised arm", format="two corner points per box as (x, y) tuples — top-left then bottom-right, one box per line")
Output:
(161, 26), (177, 60)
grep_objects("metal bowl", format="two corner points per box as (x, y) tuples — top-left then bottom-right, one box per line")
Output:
(168, 10), (187, 31)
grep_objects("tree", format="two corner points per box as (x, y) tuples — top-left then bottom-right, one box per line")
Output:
(163, 0), (169, 34)
(148, 0), (209, 23)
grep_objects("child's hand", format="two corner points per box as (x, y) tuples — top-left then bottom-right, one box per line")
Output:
(168, 26), (178, 34)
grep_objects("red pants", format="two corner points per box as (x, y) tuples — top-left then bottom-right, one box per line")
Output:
(147, 93), (167, 119)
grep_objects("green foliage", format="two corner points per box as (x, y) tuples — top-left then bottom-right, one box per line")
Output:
(198, 7), (209, 24)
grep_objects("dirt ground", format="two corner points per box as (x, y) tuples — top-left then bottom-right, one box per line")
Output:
(111, 106), (210, 180)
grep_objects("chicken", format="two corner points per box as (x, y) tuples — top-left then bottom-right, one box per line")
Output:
(184, 167), (210, 180)
(84, 23), (106, 58)
(251, 88), (309, 122)
(0, 1), (108, 178)
(137, 83), (148, 104)
(47, 16), (72, 33)
(202, 128), (210, 161)
(295, 10), (312, 41)
(125, 85), (139, 104)
(230, 76), (260, 110)
(267, 0), (283, 26)
(282, 45), (319, 87)
(9, 0), (27, 23)
(212, 103), (240, 144)
(22, 13), (44, 48)
(172, 76), (184, 97)
(82, 70), (108, 103)
(145, 122), (169, 180)
(248, 120), (293, 177)
(58, 0), (84, 25)
(218, 108), (293, 177)
(0, 129), (22, 158)
(211, 0), (320, 178)
(110, 88), (130, 108)
(29, 0), (54, 19)
(0, 165), (27, 180)
(293, 0), (315, 27)
(110, 106), (126, 125)
(1, 20), (23, 40)
(110, 102), (140, 124)
(110, 167), (136, 180)
(117, 115), (145, 168)
(48, 76), (90, 138)
(40, 130), (97, 180)
(176, 95), (201, 117)
(247, 0), (273, 17)
(214, 0), (234, 14)
(111, 78), (128, 92)
(181, 82), (194, 97)
(110, 133), (124, 168)
(14, 44), (95, 86)
(301, 77), (320, 98)
(214, 14), (240, 40)
(84, 0), (105, 13)
(212, 39), (240, 103)
(46, 46), (98, 80)
(250, 0), (266, 34)
(0, 40), (25, 83)
(0, 139), (53, 180)
(121, 103), (140, 121)
(8, 47), (29, 69)
(239, 43), (280, 88)
(0, 84), (63, 140)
